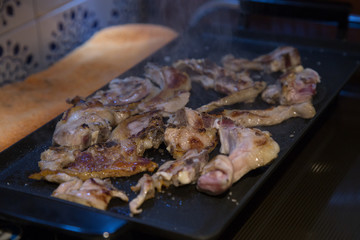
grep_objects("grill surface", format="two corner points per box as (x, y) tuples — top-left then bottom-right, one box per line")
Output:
(0, 31), (360, 240)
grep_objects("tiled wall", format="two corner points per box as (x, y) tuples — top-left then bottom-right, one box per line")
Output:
(0, 0), (141, 86)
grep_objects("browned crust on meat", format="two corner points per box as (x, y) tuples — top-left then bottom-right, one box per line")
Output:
(30, 159), (158, 181)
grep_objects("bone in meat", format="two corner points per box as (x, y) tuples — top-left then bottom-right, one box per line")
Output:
(197, 121), (280, 195)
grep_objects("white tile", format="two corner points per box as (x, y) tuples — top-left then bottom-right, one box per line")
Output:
(34, 0), (72, 17)
(0, 21), (41, 86)
(0, 0), (35, 35)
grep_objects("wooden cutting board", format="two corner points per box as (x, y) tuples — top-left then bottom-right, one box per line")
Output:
(0, 24), (178, 152)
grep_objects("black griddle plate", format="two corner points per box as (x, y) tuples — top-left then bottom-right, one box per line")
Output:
(0, 33), (359, 240)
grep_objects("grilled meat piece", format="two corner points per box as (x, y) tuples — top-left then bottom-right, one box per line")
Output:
(90, 77), (154, 106)
(152, 149), (209, 190)
(197, 81), (266, 113)
(222, 46), (301, 74)
(260, 82), (282, 105)
(39, 147), (78, 171)
(52, 177), (128, 210)
(110, 111), (164, 156)
(197, 120), (280, 195)
(220, 101), (316, 127)
(63, 141), (158, 179)
(173, 58), (254, 95)
(30, 142), (158, 180)
(221, 54), (264, 72)
(129, 174), (155, 215)
(130, 149), (209, 215)
(31, 112), (164, 180)
(254, 46), (302, 73)
(165, 108), (217, 159)
(53, 99), (117, 150)
(137, 63), (191, 116)
(262, 66), (321, 105)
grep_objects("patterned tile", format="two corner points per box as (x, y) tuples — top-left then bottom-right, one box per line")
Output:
(0, 0), (35, 35)
(0, 21), (40, 86)
(36, 0), (107, 67)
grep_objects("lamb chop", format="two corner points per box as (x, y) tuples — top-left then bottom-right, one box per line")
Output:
(261, 66), (321, 105)
(130, 149), (209, 214)
(164, 108), (218, 159)
(197, 119), (280, 195)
